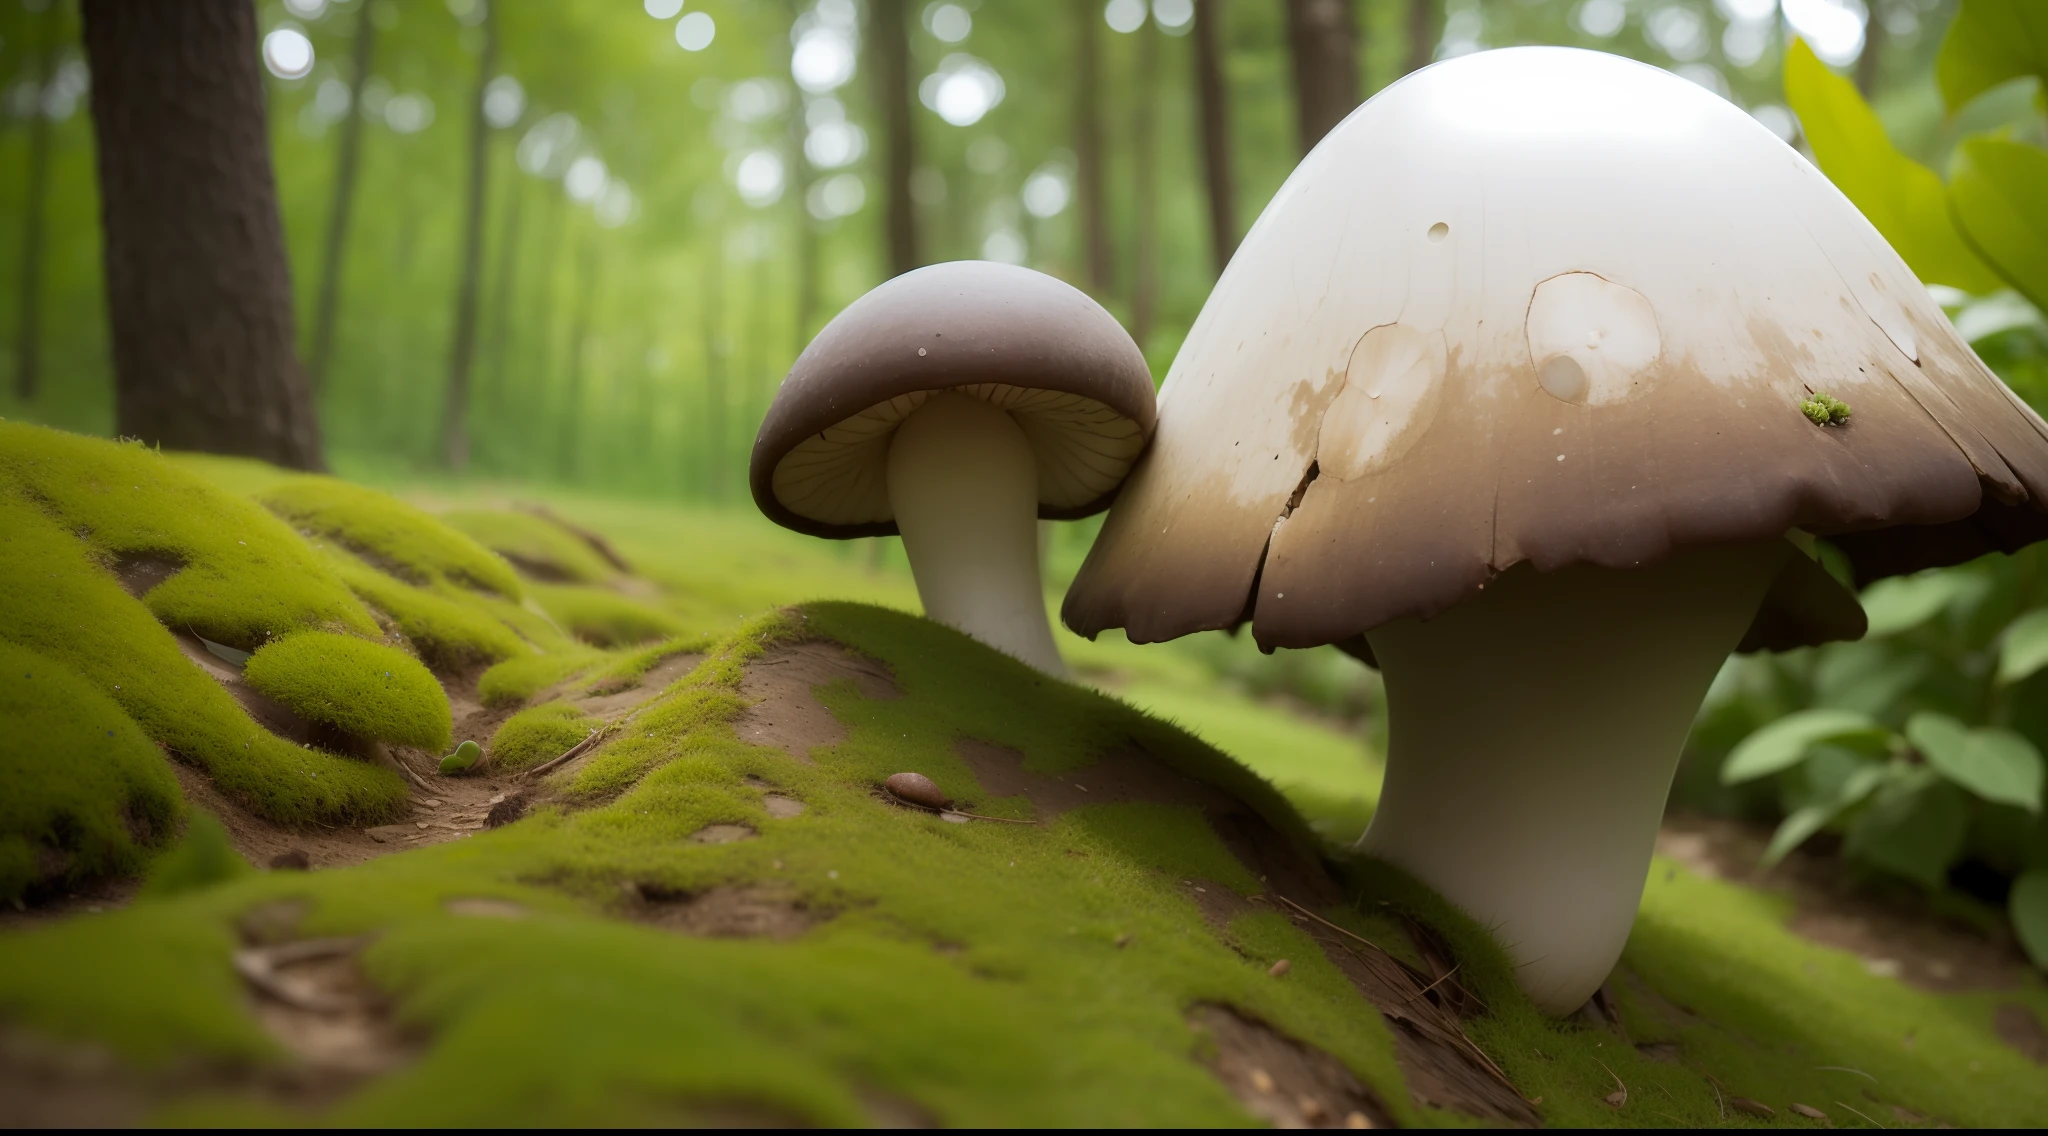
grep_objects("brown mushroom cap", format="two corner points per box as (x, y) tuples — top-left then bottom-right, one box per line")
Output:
(1062, 49), (2048, 658)
(750, 261), (1157, 539)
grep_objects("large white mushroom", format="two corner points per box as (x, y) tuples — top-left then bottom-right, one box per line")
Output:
(752, 261), (1155, 675)
(1063, 48), (2048, 1013)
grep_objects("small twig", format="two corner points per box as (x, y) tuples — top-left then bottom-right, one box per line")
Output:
(231, 936), (371, 1013)
(1270, 893), (1387, 954)
(1596, 1058), (1628, 1108)
(883, 792), (1037, 824)
(1704, 1072), (1727, 1120)
(1836, 1100), (1885, 1129)
(1815, 1066), (1876, 1081)
(1416, 962), (1462, 999)
(521, 726), (610, 780)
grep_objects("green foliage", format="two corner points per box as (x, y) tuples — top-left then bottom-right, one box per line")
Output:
(260, 476), (523, 600)
(2015, 869), (2048, 968)
(439, 509), (619, 584)
(487, 701), (599, 771)
(137, 811), (251, 900)
(0, 641), (182, 903)
(0, 422), (381, 648)
(1797, 392), (1851, 426)
(1935, 0), (2048, 117)
(1782, 39), (2004, 294)
(1950, 137), (2048, 308)
(1907, 712), (2043, 812)
(0, 487), (408, 829)
(530, 582), (685, 647)
(2001, 608), (2048, 683)
(243, 631), (453, 752)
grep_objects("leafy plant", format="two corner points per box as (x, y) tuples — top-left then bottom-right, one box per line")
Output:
(1738, 0), (2048, 971)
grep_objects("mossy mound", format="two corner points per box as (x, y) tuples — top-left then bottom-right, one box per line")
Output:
(244, 632), (452, 753)
(259, 477), (522, 601)
(0, 641), (182, 903)
(0, 489), (409, 835)
(487, 701), (600, 771)
(476, 649), (606, 708)
(440, 508), (619, 584)
(1, 603), (2044, 1125)
(0, 422), (378, 649)
(530, 583), (684, 648)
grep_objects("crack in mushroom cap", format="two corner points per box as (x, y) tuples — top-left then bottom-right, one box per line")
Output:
(751, 261), (1157, 538)
(1062, 47), (2048, 656)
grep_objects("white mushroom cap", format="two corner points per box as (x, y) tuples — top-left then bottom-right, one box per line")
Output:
(1064, 47), (2048, 652)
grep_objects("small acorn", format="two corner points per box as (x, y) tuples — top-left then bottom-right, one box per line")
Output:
(439, 739), (484, 775)
(884, 772), (946, 810)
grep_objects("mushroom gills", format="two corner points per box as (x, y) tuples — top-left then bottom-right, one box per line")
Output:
(887, 392), (1066, 676)
(1356, 538), (1789, 1015)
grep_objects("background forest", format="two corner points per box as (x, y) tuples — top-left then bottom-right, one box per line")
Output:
(4, 0), (2048, 964)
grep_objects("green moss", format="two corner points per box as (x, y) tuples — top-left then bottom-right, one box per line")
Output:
(0, 491), (409, 828)
(244, 631), (451, 752)
(487, 702), (601, 771)
(0, 421), (379, 648)
(530, 582), (685, 648)
(259, 476), (522, 600)
(138, 811), (252, 899)
(0, 640), (182, 903)
(476, 649), (606, 708)
(325, 549), (535, 672)
(1800, 392), (1853, 426)
(438, 509), (617, 584)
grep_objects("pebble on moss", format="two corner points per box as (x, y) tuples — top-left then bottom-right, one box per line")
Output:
(884, 772), (947, 810)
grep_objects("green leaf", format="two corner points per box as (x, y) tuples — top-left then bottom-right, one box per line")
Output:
(1722, 708), (1888, 785)
(1950, 137), (2048, 312)
(1846, 778), (1969, 888)
(1783, 38), (2005, 294)
(1908, 711), (2045, 812)
(1936, 0), (2048, 114)
(1765, 763), (1888, 867)
(1999, 609), (2048, 684)
(2014, 869), (2048, 969)
(1859, 570), (1975, 637)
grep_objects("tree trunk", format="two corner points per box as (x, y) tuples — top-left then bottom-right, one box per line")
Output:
(558, 232), (599, 481)
(440, 3), (498, 470)
(1406, 0), (1436, 76)
(1131, 18), (1158, 349)
(307, 0), (375, 393)
(81, 0), (323, 469)
(1856, 3), (1887, 97)
(869, 0), (919, 277)
(788, 0), (820, 348)
(701, 241), (728, 498)
(1192, 0), (1237, 275)
(1284, 0), (1361, 155)
(1074, 0), (1112, 294)
(10, 3), (56, 403)
(479, 164), (526, 461)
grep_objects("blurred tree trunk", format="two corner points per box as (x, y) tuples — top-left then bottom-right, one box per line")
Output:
(1131, 18), (1158, 348)
(440, 3), (498, 471)
(10, 2), (56, 403)
(701, 242), (728, 498)
(558, 232), (599, 481)
(1192, 0), (1237, 274)
(81, 0), (324, 470)
(1857, 4), (1886, 96)
(788, 0), (820, 347)
(1284, 0), (1361, 155)
(479, 166), (526, 461)
(1406, 0), (1436, 75)
(308, 0), (376, 393)
(869, 0), (919, 276)
(1074, 0), (1112, 294)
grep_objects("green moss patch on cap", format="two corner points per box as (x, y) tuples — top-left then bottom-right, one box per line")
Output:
(244, 631), (452, 753)
(530, 583), (684, 648)
(440, 509), (619, 584)
(0, 492), (408, 829)
(0, 422), (379, 649)
(260, 477), (523, 600)
(489, 701), (603, 771)
(0, 641), (183, 904)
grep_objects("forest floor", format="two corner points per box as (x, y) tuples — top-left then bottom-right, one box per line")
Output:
(1, 429), (2045, 1126)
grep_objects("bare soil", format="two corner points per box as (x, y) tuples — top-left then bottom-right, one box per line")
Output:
(730, 640), (899, 763)
(1190, 1002), (1396, 1129)
(626, 883), (826, 940)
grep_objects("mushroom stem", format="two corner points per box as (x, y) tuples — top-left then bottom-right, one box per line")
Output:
(887, 392), (1066, 675)
(1357, 539), (1789, 1014)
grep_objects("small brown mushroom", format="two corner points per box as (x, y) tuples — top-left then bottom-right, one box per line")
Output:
(884, 772), (947, 811)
